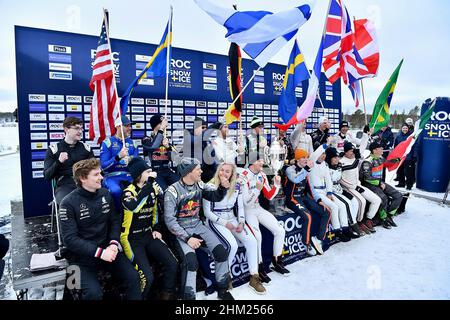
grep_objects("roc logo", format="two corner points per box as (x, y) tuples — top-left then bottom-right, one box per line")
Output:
(170, 59), (191, 86)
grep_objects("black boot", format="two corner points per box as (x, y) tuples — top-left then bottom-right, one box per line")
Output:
(381, 219), (392, 229)
(217, 288), (234, 300)
(336, 229), (351, 242)
(271, 256), (290, 275)
(344, 226), (360, 239)
(386, 216), (398, 227)
(258, 263), (271, 284)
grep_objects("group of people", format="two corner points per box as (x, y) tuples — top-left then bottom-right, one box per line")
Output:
(43, 113), (408, 300)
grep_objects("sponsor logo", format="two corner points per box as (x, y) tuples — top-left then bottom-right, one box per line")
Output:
(218, 102), (228, 109)
(48, 45), (72, 54)
(48, 104), (65, 112)
(159, 107), (171, 113)
(30, 123), (47, 131)
(131, 106), (145, 113)
(48, 53), (72, 63)
(50, 132), (65, 140)
(171, 107), (183, 114)
(31, 151), (46, 160)
(131, 131), (145, 139)
(197, 109), (207, 115)
(48, 113), (65, 121)
(185, 100), (195, 107)
(208, 109), (217, 115)
(203, 63), (216, 70)
(326, 96), (333, 101)
(145, 107), (158, 113)
(131, 98), (144, 105)
(254, 88), (265, 95)
(28, 94), (46, 102)
(172, 115), (184, 122)
(197, 101), (206, 107)
(172, 100), (184, 106)
(203, 84), (217, 91)
(172, 123), (184, 130)
(135, 54), (151, 62)
(84, 105), (91, 112)
(49, 63), (72, 72)
(31, 142), (48, 150)
(254, 82), (265, 89)
(203, 76), (217, 84)
(132, 123), (144, 129)
(66, 105), (82, 112)
(66, 95), (82, 103)
(84, 96), (93, 103)
(159, 99), (171, 106)
(146, 98), (158, 105)
(131, 115), (145, 121)
(32, 161), (45, 169)
(48, 95), (65, 102)
(202, 69), (217, 77)
(30, 133), (48, 140)
(49, 123), (64, 131)
(140, 78), (154, 86)
(29, 104), (46, 112)
(184, 108), (196, 115)
(425, 111), (450, 139)
(49, 72), (72, 80)
(207, 102), (217, 108)
(32, 171), (44, 179)
(170, 59), (192, 88)
(253, 76), (265, 83)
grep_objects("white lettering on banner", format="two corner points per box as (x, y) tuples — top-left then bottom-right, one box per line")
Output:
(203, 77), (217, 84)
(32, 161), (44, 169)
(131, 106), (145, 113)
(203, 63), (216, 70)
(48, 95), (64, 102)
(197, 101), (206, 107)
(48, 114), (65, 121)
(172, 100), (184, 106)
(272, 73), (284, 81)
(84, 96), (93, 103)
(48, 44), (72, 54)
(203, 84), (217, 91)
(146, 98), (158, 105)
(254, 70), (264, 76)
(30, 123), (47, 131)
(66, 95), (82, 103)
(66, 105), (82, 112)
(31, 142), (48, 150)
(29, 114), (47, 121)
(431, 111), (450, 121)
(131, 115), (145, 121)
(32, 171), (44, 179)
(49, 72), (72, 80)
(185, 100), (195, 107)
(50, 132), (65, 140)
(31, 133), (48, 140)
(295, 87), (303, 93)
(172, 108), (183, 114)
(28, 94), (46, 102)
(171, 59), (191, 69)
(326, 96), (333, 101)
(146, 107), (158, 113)
(49, 123), (64, 131)
(131, 98), (144, 105)
(326, 91), (333, 96)
(49, 63), (72, 72)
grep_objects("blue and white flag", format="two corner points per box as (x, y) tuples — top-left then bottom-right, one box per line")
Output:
(194, 0), (315, 67)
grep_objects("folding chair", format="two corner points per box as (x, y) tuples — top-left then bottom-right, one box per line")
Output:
(49, 179), (64, 259)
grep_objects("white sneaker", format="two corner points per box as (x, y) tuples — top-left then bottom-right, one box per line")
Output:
(311, 236), (324, 255)
(306, 244), (316, 256)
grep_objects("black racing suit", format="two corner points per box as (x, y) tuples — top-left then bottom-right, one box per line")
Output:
(311, 128), (330, 151)
(283, 164), (331, 242)
(141, 130), (180, 191)
(44, 139), (94, 203)
(59, 187), (141, 300)
(121, 179), (178, 299)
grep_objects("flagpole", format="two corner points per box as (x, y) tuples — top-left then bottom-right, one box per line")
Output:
(163, 6), (173, 138)
(103, 8), (125, 146)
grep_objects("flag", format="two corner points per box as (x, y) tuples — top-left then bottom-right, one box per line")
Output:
(194, 0), (314, 67)
(322, 0), (370, 107)
(224, 43), (243, 124)
(369, 59), (404, 133)
(354, 18), (380, 76)
(385, 99), (436, 171)
(278, 40), (310, 123)
(275, 38), (323, 131)
(120, 7), (173, 115)
(89, 11), (120, 144)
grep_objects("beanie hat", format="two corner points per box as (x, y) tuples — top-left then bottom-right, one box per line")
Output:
(194, 117), (207, 129)
(318, 116), (329, 125)
(340, 121), (350, 129)
(177, 157), (201, 178)
(343, 142), (355, 153)
(325, 147), (339, 165)
(294, 148), (309, 160)
(369, 141), (382, 152)
(250, 116), (263, 129)
(209, 121), (224, 130)
(150, 114), (163, 130)
(128, 157), (151, 180)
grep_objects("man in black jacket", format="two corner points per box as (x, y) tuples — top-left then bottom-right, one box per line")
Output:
(44, 117), (94, 204)
(311, 116), (331, 150)
(59, 158), (140, 300)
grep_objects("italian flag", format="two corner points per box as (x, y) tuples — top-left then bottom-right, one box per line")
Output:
(385, 100), (436, 171)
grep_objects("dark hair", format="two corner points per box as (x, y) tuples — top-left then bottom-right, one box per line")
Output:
(63, 116), (83, 128)
(73, 158), (100, 187)
(132, 175), (142, 186)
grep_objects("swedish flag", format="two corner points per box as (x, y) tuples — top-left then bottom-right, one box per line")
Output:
(120, 7), (173, 115)
(278, 40), (310, 124)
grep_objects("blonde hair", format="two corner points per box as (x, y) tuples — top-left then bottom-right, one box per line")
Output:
(73, 158), (100, 187)
(211, 163), (237, 198)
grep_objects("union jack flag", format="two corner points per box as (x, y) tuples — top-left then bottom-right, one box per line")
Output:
(89, 10), (120, 144)
(322, 0), (369, 107)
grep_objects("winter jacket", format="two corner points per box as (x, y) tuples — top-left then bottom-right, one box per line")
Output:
(164, 180), (227, 242)
(290, 124), (314, 155)
(310, 154), (334, 197)
(284, 164), (322, 202)
(59, 187), (121, 260)
(333, 132), (362, 154)
(339, 133), (369, 189)
(374, 127), (394, 156)
(141, 130), (175, 169)
(360, 155), (386, 186)
(212, 136), (239, 164)
(311, 128), (330, 151)
(100, 136), (139, 175)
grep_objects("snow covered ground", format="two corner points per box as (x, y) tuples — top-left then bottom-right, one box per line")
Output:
(1, 126), (450, 300)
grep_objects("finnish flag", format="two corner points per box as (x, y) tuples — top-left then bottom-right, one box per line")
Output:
(194, 0), (315, 67)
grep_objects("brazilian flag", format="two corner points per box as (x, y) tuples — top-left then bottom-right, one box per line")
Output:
(369, 59), (404, 133)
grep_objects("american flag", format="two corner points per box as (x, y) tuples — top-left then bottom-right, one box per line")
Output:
(322, 0), (370, 107)
(89, 11), (120, 144)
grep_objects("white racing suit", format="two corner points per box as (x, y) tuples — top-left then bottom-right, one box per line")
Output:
(203, 182), (259, 276)
(239, 168), (285, 264)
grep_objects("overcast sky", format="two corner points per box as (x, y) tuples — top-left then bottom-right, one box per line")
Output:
(1, 0), (449, 114)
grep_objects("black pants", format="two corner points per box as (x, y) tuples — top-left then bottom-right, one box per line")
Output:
(285, 200), (312, 245)
(55, 182), (77, 204)
(71, 252), (141, 300)
(128, 235), (178, 299)
(398, 160), (416, 189)
(154, 167), (180, 191)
